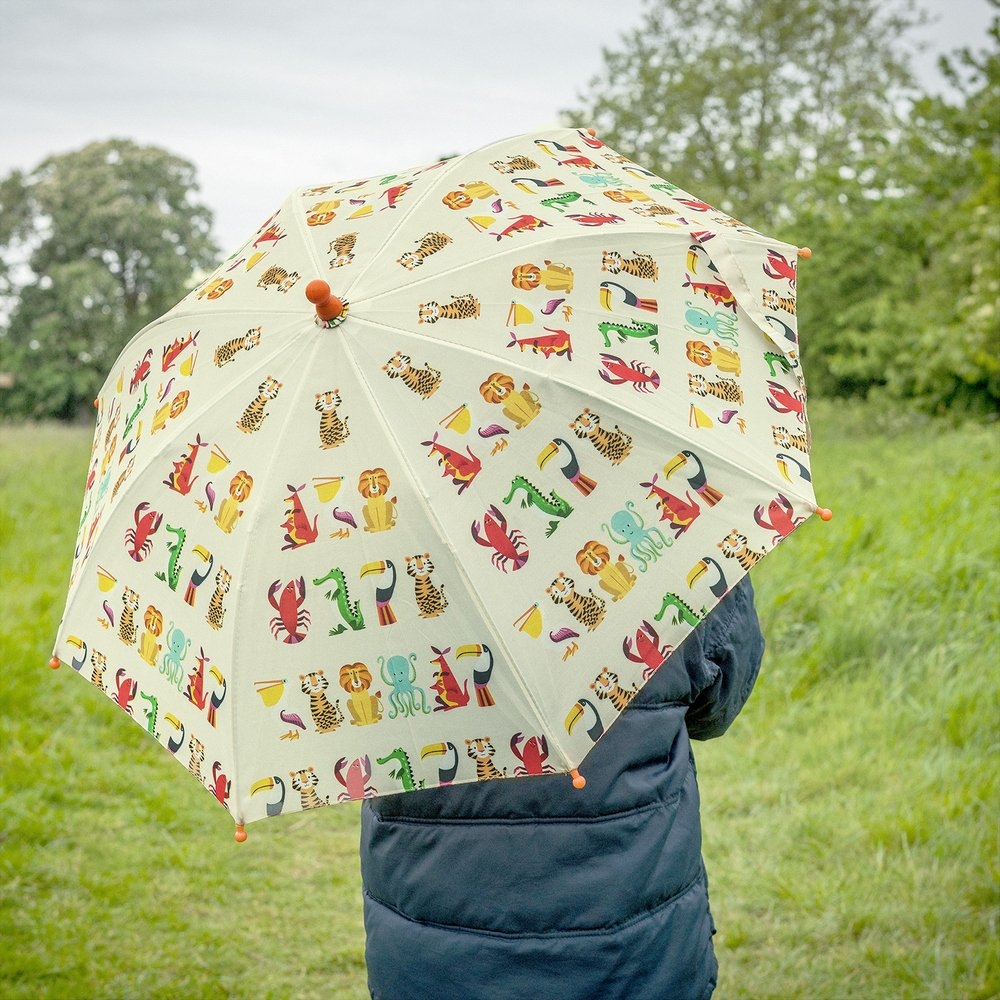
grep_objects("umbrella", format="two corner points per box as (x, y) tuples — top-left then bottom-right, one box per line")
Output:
(50, 126), (830, 840)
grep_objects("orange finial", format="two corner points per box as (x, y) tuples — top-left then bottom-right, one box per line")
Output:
(49, 656), (61, 670)
(797, 247), (813, 259)
(816, 506), (833, 521)
(234, 823), (248, 843)
(305, 279), (344, 322)
(570, 768), (586, 790)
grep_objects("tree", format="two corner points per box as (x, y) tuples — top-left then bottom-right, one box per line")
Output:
(0, 140), (219, 420)
(565, 0), (924, 225)
(786, 11), (999, 412)
(565, 0), (1000, 414)
(888, 15), (1000, 412)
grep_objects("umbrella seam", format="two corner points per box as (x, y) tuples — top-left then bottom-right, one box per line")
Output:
(689, 229), (799, 358)
(337, 313), (820, 515)
(333, 129), (562, 305)
(335, 322), (573, 770)
(225, 321), (327, 825)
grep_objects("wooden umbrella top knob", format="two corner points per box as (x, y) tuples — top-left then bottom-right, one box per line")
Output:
(305, 279), (345, 322)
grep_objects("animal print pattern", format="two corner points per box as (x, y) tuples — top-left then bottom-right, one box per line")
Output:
(762, 288), (796, 314)
(590, 667), (639, 712)
(772, 425), (808, 452)
(206, 569), (231, 631)
(396, 231), (452, 270)
(119, 587), (140, 646)
(630, 204), (679, 218)
(417, 293), (480, 324)
(383, 353), (442, 398)
(328, 232), (358, 268)
(546, 572), (606, 631)
(405, 553), (448, 618)
(569, 408), (632, 465)
(601, 250), (659, 281)
(315, 390), (350, 449)
(256, 265), (300, 292)
(688, 373), (745, 405)
(90, 650), (108, 691)
(213, 327), (261, 368)
(719, 530), (767, 570)
(300, 671), (345, 733)
(491, 155), (539, 173)
(290, 767), (327, 809)
(466, 738), (507, 779)
(187, 736), (205, 781)
(237, 376), (281, 434)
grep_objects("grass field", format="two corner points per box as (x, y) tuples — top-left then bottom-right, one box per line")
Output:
(1, 404), (997, 999)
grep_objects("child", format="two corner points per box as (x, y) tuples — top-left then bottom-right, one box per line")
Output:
(361, 577), (764, 1000)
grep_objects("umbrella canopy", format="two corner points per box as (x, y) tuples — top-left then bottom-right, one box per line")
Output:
(51, 127), (829, 838)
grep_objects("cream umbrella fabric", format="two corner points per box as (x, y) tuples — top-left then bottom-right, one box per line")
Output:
(51, 127), (828, 838)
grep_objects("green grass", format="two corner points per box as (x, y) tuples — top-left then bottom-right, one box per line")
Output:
(1, 407), (997, 999)
(0, 425), (367, 1000)
(699, 401), (1000, 999)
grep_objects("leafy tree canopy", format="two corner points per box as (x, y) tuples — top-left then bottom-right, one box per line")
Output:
(0, 139), (218, 420)
(566, 0), (999, 414)
(566, 0), (924, 225)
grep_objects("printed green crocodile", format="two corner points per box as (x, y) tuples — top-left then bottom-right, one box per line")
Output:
(78, 494), (92, 530)
(503, 474), (574, 537)
(123, 384), (148, 439)
(654, 591), (702, 628)
(154, 523), (186, 591)
(140, 691), (160, 740)
(763, 351), (794, 377)
(539, 191), (594, 213)
(598, 319), (660, 355)
(376, 747), (424, 792)
(313, 565), (366, 635)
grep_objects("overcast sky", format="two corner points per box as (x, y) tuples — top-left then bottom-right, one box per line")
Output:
(1, 0), (993, 254)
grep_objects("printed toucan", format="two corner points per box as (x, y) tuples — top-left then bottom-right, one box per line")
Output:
(565, 698), (605, 742)
(250, 775), (286, 817)
(663, 450), (723, 506)
(456, 643), (495, 707)
(686, 557), (728, 599)
(538, 437), (597, 496)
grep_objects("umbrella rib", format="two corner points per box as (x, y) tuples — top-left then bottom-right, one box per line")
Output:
(332, 130), (556, 305)
(223, 318), (327, 822)
(351, 224), (801, 371)
(353, 226), (683, 305)
(344, 310), (820, 516)
(688, 230), (800, 356)
(338, 321), (578, 771)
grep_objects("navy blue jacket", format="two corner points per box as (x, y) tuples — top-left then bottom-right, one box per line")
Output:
(361, 578), (764, 1000)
